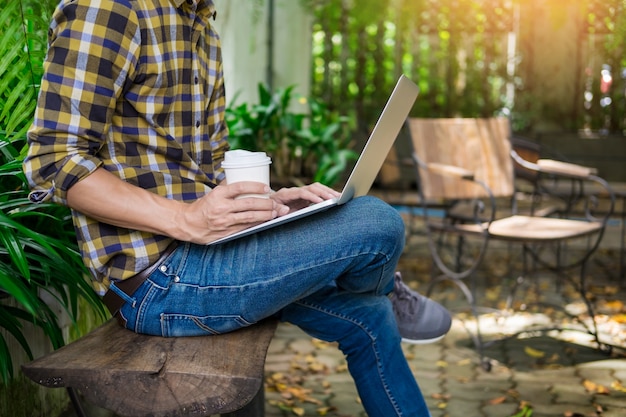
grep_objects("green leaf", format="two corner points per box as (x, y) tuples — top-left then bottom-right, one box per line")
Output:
(0, 333), (14, 382)
(0, 271), (37, 315)
(509, 404), (533, 417)
(0, 306), (34, 361)
(0, 223), (30, 280)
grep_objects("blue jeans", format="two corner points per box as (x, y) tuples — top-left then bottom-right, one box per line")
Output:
(113, 196), (430, 416)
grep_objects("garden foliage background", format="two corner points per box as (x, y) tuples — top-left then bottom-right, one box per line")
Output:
(306, 0), (625, 138)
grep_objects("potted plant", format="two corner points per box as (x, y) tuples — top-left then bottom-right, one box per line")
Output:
(225, 83), (357, 187)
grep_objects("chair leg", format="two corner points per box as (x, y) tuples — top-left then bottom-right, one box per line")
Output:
(428, 271), (492, 371)
(506, 246), (527, 310)
(469, 273), (492, 371)
(576, 259), (602, 347)
(455, 235), (465, 272)
(426, 229), (494, 370)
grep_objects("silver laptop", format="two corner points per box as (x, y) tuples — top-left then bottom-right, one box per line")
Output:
(208, 75), (419, 245)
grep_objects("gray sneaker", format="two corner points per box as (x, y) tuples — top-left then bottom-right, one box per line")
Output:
(391, 272), (452, 344)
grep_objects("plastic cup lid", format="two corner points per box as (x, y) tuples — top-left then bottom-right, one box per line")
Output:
(222, 150), (272, 168)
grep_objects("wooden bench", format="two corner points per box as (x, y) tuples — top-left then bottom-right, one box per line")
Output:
(22, 318), (277, 417)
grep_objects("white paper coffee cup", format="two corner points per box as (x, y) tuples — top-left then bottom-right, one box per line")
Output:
(222, 150), (272, 198)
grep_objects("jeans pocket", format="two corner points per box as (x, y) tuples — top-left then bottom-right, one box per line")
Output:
(160, 313), (255, 337)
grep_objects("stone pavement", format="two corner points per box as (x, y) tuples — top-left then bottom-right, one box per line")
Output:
(263, 314), (626, 417)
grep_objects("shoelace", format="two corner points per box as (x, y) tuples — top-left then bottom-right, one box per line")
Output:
(392, 276), (420, 317)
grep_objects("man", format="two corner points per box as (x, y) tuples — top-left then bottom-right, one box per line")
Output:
(24, 0), (451, 415)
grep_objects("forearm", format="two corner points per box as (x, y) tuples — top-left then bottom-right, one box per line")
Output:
(66, 167), (317, 245)
(66, 168), (185, 239)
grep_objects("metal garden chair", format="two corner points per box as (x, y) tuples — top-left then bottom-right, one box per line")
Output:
(406, 117), (616, 371)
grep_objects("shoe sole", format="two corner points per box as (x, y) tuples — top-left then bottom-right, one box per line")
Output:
(400, 334), (447, 345)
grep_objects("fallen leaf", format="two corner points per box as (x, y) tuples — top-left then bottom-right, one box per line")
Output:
(488, 396), (507, 405)
(547, 353), (560, 363)
(287, 386), (322, 404)
(611, 380), (626, 393)
(611, 314), (626, 324)
(524, 346), (546, 358)
(436, 360), (448, 368)
(590, 285), (620, 296)
(274, 382), (288, 392)
(599, 299), (624, 312)
(485, 287), (501, 301)
(270, 372), (285, 381)
(316, 406), (336, 415)
(583, 379), (597, 392)
(308, 361), (328, 373)
(292, 406), (305, 416)
(312, 338), (332, 349)
(506, 389), (520, 399)
(583, 379), (610, 394)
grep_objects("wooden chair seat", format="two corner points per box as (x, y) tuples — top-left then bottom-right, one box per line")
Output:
(22, 318), (277, 417)
(454, 215), (603, 241)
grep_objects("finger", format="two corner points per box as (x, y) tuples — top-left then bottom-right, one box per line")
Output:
(218, 182), (272, 199)
(307, 182), (341, 199)
(205, 197), (278, 231)
(298, 188), (326, 204)
(229, 207), (281, 225)
(293, 183), (338, 203)
(231, 195), (277, 213)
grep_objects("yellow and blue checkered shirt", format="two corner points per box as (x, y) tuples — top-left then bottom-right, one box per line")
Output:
(23, 0), (228, 295)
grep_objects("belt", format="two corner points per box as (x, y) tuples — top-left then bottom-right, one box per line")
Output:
(102, 242), (179, 317)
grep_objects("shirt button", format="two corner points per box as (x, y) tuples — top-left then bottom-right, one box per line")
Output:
(194, 76), (199, 84)
(159, 265), (167, 272)
(174, 276), (181, 283)
(195, 120), (200, 128)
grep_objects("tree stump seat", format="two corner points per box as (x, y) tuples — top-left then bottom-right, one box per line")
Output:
(22, 318), (278, 417)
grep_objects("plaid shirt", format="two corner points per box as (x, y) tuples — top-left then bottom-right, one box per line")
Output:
(23, 0), (228, 295)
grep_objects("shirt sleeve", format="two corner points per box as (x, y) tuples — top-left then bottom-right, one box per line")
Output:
(207, 56), (229, 184)
(23, 0), (141, 205)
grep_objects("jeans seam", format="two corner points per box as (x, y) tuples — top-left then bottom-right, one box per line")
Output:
(294, 299), (404, 417)
(135, 281), (159, 333)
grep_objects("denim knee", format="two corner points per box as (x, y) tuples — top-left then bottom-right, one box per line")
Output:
(349, 196), (405, 251)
